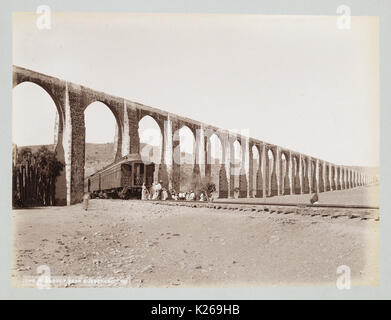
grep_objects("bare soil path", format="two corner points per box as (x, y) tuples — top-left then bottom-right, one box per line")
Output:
(12, 193), (379, 288)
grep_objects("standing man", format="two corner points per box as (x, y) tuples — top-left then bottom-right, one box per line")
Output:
(82, 192), (91, 211)
(141, 183), (149, 200)
(155, 180), (163, 200)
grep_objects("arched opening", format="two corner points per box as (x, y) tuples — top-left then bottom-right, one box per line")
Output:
(208, 133), (223, 196)
(311, 160), (317, 193)
(251, 145), (260, 197)
(13, 82), (59, 147)
(12, 81), (66, 205)
(268, 149), (277, 196)
(325, 164), (330, 191)
(84, 102), (118, 179)
(292, 156), (301, 194)
(302, 158), (310, 194)
(173, 125), (196, 192)
(281, 153), (290, 195)
(351, 170), (354, 188)
(232, 140), (242, 197)
(336, 167), (341, 190)
(318, 162), (324, 193)
(330, 166), (336, 191)
(138, 115), (163, 184)
(209, 134), (223, 165)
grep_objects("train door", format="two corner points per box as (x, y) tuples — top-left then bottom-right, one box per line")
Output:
(145, 163), (155, 187)
(133, 163), (144, 187)
(121, 164), (132, 187)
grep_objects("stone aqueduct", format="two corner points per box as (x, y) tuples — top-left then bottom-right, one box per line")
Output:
(13, 65), (377, 205)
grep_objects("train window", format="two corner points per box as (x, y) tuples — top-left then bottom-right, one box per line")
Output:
(134, 163), (144, 186)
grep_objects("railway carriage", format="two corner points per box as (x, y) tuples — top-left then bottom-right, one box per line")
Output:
(85, 153), (155, 199)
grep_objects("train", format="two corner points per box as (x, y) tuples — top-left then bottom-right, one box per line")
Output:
(85, 153), (155, 199)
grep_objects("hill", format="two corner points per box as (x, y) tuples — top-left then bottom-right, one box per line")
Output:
(15, 142), (202, 178)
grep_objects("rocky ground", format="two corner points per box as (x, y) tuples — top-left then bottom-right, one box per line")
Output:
(12, 185), (379, 288)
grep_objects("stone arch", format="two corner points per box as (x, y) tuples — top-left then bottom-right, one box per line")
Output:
(292, 154), (301, 194)
(204, 130), (228, 198)
(81, 95), (123, 130)
(138, 115), (163, 162)
(138, 115), (164, 184)
(250, 144), (260, 197)
(207, 133), (224, 197)
(254, 144), (264, 198)
(174, 125), (196, 164)
(350, 168), (354, 188)
(206, 132), (224, 163)
(310, 159), (317, 193)
(232, 140), (242, 197)
(302, 157), (310, 194)
(13, 80), (65, 145)
(139, 110), (165, 133)
(83, 101), (121, 180)
(318, 161), (324, 193)
(280, 151), (290, 195)
(173, 124), (196, 192)
(177, 121), (198, 140)
(330, 165), (336, 190)
(267, 148), (278, 196)
(324, 163), (331, 191)
(336, 166), (341, 190)
(341, 167), (346, 189)
(12, 74), (66, 130)
(12, 81), (67, 205)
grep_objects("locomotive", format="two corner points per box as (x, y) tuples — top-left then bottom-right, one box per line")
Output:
(85, 153), (155, 199)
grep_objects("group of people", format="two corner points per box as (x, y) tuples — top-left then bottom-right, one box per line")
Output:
(141, 180), (169, 201)
(141, 181), (210, 202)
(171, 190), (196, 201)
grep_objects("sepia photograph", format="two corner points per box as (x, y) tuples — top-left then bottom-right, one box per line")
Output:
(10, 9), (380, 292)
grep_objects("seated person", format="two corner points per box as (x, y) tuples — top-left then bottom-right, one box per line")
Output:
(310, 192), (319, 205)
(161, 188), (168, 201)
(187, 191), (195, 201)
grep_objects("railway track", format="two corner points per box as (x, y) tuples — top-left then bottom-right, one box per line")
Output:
(150, 199), (379, 221)
(213, 200), (378, 210)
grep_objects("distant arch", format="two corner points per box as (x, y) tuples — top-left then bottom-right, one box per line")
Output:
(232, 140), (242, 195)
(280, 152), (290, 195)
(251, 145), (260, 197)
(268, 148), (278, 196)
(310, 160), (317, 193)
(324, 163), (330, 191)
(292, 155), (301, 194)
(302, 157), (310, 194)
(330, 165), (336, 190)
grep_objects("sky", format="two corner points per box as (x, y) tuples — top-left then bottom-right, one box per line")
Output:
(12, 13), (380, 166)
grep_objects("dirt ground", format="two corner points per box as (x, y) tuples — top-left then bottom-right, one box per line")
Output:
(12, 186), (379, 288)
(215, 184), (380, 207)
